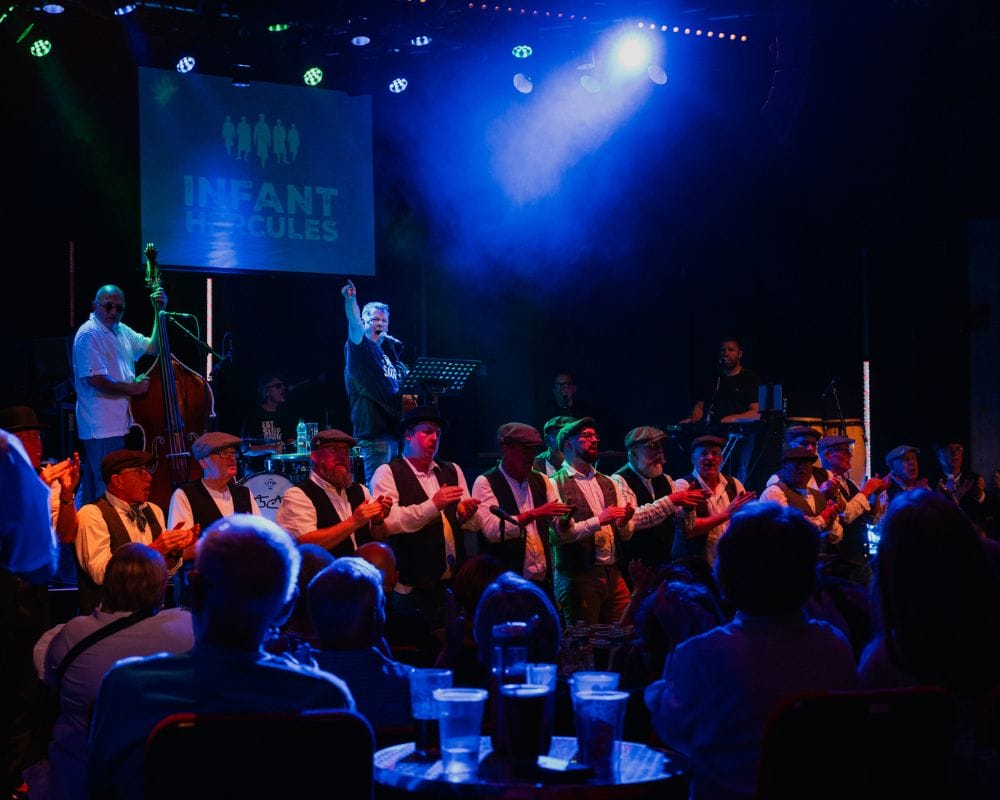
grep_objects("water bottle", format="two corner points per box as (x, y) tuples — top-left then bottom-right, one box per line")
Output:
(296, 419), (308, 454)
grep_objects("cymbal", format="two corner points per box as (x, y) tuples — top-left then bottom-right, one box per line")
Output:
(243, 449), (277, 458)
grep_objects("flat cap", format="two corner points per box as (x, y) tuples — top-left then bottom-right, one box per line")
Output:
(691, 434), (725, 451)
(557, 416), (597, 450)
(624, 426), (668, 449)
(101, 449), (155, 484)
(399, 404), (448, 434)
(497, 422), (544, 447)
(818, 435), (855, 453)
(543, 415), (576, 436)
(191, 432), (242, 460)
(885, 444), (919, 465)
(785, 425), (821, 441)
(781, 446), (817, 462)
(0, 405), (48, 432)
(312, 428), (356, 449)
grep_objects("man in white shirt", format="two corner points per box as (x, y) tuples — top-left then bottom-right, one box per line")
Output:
(369, 406), (479, 632)
(75, 450), (196, 613)
(760, 448), (844, 544)
(472, 423), (572, 594)
(276, 428), (391, 556)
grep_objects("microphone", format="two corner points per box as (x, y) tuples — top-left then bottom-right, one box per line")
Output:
(382, 334), (403, 347)
(489, 505), (521, 526)
(820, 377), (839, 400)
(286, 379), (310, 392)
(165, 311), (198, 319)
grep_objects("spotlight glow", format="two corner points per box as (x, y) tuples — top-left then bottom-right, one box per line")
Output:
(113, 3), (136, 16)
(612, 32), (651, 74)
(580, 74), (600, 93)
(647, 64), (667, 85)
(410, 35), (431, 46)
(511, 44), (532, 58)
(176, 55), (196, 73)
(41, 2), (65, 13)
(351, 35), (371, 46)
(303, 66), (324, 86)
(29, 38), (52, 57)
(267, 23), (291, 32)
(388, 77), (408, 93)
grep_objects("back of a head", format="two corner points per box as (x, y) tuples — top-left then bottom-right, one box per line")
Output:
(307, 557), (384, 649)
(285, 544), (335, 634)
(876, 489), (1000, 694)
(472, 572), (561, 665)
(715, 502), (819, 615)
(101, 542), (168, 613)
(637, 579), (724, 679)
(356, 541), (398, 591)
(194, 514), (300, 631)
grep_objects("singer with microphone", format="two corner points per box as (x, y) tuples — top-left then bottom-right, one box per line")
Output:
(471, 422), (572, 598)
(342, 279), (412, 485)
(680, 337), (761, 484)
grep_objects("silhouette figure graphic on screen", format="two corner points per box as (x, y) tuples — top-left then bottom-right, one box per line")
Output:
(254, 113), (271, 168)
(236, 116), (251, 161)
(288, 123), (300, 162)
(273, 119), (288, 164)
(222, 115), (235, 156)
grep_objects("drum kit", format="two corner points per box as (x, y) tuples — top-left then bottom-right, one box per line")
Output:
(237, 438), (311, 523)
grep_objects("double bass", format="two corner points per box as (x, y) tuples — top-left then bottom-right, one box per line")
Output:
(130, 243), (215, 510)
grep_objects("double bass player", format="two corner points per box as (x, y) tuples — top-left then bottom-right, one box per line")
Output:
(73, 282), (166, 504)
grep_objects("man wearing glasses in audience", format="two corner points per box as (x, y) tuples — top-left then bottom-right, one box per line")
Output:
(72, 284), (165, 504)
(76, 450), (197, 613)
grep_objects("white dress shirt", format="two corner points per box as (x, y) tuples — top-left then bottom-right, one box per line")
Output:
(275, 472), (371, 546)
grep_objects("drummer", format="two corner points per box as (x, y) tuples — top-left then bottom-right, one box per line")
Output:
(240, 371), (298, 456)
(276, 428), (392, 557)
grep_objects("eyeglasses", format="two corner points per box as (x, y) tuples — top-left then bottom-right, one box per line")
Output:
(211, 449), (238, 459)
(576, 432), (600, 441)
(119, 466), (152, 476)
(99, 302), (125, 313)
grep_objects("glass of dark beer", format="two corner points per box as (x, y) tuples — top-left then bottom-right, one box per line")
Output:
(409, 668), (453, 758)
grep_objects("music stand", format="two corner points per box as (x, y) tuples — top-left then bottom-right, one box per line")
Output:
(401, 357), (481, 408)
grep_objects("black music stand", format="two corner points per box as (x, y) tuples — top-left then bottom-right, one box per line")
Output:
(401, 357), (481, 408)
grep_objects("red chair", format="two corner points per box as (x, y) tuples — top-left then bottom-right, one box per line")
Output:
(144, 708), (374, 800)
(756, 686), (958, 799)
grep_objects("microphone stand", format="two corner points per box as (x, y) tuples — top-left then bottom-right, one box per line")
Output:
(165, 315), (226, 380)
(828, 381), (846, 437)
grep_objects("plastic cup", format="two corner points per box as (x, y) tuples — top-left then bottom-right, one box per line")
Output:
(305, 422), (319, 443)
(494, 683), (552, 761)
(526, 663), (558, 756)
(571, 671), (620, 695)
(573, 689), (628, 781)
(408, 668), (452, 757)
(434, 687), (488, 780)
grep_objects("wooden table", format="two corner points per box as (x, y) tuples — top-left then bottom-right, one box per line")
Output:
(373, 735), (688, 799)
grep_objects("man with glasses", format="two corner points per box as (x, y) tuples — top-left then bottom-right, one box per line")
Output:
(277, 428), (392, 556)
(75, 450), (197, 613)
(612, 426), (708, 577)
(168, 432), (261, 605)
(72, 284), (166, 504)
(933, 439), (999, 537)
(241, 372), (297, 456)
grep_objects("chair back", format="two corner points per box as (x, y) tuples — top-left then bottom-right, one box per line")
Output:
(144, 708), (374, 800)
(756, 686), (957, 799)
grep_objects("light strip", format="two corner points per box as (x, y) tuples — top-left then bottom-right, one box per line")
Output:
(862, 360), (872, 480)
(206, 277), (213, 378)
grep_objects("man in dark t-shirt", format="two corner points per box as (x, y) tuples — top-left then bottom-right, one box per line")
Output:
(241, 373), (297, 456)
(342, 280), (409, 485)
(682, 338), (761, 484)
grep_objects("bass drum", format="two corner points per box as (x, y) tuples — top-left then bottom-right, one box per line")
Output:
(823, 418), (867, 485)
(239, 471), (293, 524)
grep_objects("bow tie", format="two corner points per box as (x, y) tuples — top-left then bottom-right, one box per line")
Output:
(126, 503), (148, 532)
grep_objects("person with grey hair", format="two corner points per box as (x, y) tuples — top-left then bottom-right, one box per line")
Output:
(472, 572), (562, 667)
(42, 543), (193, 800)
(342, 278), (411, 484)
(72, 282), (166, 504)
(308, 557), (411, 730)
(87, 515), (353, 800)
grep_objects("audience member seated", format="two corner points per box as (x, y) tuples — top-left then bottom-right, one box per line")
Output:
(472, 572), (562, 673)
(308, 557), (411, 736)
(86, 514), (354, 800)
(357, 541), (437, 666)
(858, 489), (1000, 795)
(40, 543), (193, 800)
(645, 502), (857, 799)
(263, 543), (334, 663)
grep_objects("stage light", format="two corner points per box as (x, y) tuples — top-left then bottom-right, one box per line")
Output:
(351, 34), (370, 46)
(29, 37), (52, 57)
(41, 2), (64, 13)
(176, 55), (196, 73)
(303, 66), (323, 86)
(611, 32), (651, 74)
(512, 72), (532, 93)
(231, 63), (252, 87)
(410, 35), (431, 46)
(647, 64), (667, 85)
(388, 76), (408, 93)
(112, 2), (136, 16)
(580, 74), (600, 93)
(267, 23), (291, 32)
(511, 44), (532, 58)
